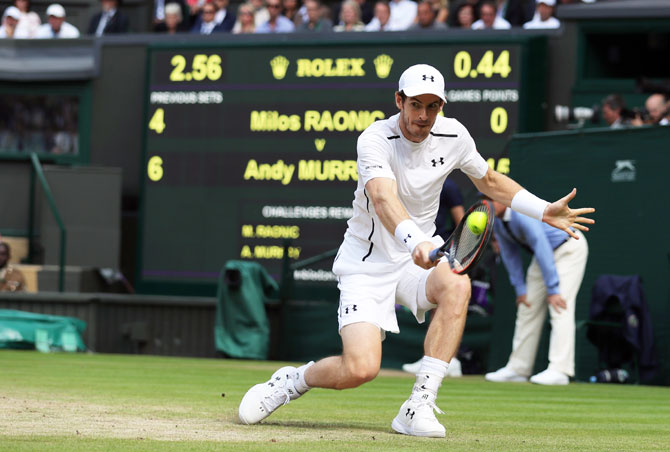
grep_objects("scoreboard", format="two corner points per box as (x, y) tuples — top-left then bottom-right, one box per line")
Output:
(137, 35), (547, 295)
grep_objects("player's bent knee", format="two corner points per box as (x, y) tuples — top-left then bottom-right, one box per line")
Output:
(451, 274), (471, 299)
(427, 265), (471, 304)
(342, 354), (380, 388)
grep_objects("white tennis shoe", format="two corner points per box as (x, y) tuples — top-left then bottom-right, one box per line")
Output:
(530, 368), (569, 386)
(238, 366), (301, 424)
(391, 391), (446, 438)
(485, 366), (528, 383)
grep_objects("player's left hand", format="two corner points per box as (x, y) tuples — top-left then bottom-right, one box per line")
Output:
(542, 188), (595, 239)
(412, 241), (440, 269)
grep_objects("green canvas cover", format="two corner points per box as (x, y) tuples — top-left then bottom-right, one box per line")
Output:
(215, 261), (279, 360)
(0, 309), (87, 352)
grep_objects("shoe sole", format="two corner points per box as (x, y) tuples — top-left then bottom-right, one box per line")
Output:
(530, 379), (569, 385)
(485, 378), (528, 383)
(485, 374), (528, 383)
(391, 417), (445, 438)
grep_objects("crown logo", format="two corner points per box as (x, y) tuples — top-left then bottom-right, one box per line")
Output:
(270, 55), (290, 80)
(373, 54), (394, 79)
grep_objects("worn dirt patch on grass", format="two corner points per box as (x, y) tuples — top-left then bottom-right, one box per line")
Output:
(0, 395), (390, 443)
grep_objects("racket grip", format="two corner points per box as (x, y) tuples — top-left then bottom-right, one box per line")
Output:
(429, 248), (443, 262)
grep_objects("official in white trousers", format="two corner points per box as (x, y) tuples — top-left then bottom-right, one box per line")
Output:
(486, 200), (588, 385)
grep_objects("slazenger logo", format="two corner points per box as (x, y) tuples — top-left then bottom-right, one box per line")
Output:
(611, 160), (636, 182)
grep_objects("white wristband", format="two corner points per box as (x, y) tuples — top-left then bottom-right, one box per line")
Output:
(394, 219), (429, 253)
(511, 189), (550, 221)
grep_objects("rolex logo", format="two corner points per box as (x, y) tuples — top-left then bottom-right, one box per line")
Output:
(373, 54), (393, 79)
(270, 55), (290, 80)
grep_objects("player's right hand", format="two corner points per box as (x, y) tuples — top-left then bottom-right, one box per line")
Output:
(412, 242), (439, 269)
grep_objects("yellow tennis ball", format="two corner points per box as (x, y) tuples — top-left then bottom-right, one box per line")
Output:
(467, 211), (487, 235)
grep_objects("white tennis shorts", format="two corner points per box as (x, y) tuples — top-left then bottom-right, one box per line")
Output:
(336, 259), (438, 336)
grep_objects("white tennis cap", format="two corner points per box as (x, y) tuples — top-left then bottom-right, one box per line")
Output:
(3, 6), (21, 20)
(537, 0), (555, 5)
(398, 64), (446, 103)
(46, 3), (66, 17)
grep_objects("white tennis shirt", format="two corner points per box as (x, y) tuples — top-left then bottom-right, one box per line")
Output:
(333, 112), (489, 275)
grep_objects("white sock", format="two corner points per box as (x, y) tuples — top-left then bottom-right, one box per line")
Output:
(294, 361), (314, 394)
(414, 356), (448, 394)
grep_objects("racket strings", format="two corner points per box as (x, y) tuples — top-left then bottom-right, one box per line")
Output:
(448, 205), (490, 268)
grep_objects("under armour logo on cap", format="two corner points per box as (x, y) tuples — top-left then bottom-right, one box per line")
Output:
(398, 64), (446, 103)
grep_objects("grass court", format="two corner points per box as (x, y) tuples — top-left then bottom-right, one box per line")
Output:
(1, 350), (668, 451)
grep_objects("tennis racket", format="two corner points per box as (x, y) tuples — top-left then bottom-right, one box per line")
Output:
(429, 200), (494, 275)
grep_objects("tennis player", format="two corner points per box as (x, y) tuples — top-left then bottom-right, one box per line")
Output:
(239, 63), (595, 437)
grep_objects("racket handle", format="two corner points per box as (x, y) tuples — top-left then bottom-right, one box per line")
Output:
(429, 248), (443, 262)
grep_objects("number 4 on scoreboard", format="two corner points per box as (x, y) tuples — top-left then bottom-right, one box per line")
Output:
(149, 108), (166, 134)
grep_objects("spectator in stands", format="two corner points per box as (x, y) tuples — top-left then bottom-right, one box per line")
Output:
(249, 0), (270, 26)
(256, 0), (295, 32)
(496, 0), (535, 27)
(0, 6), (26, 38)
(191, 2), (226, 33)
(297, 0), (332, 31)
(454, 1), (475, 28)
(282, 0), (303, 26)
(428, 0), (448, 25)
(333, 0), (373, 26)
(472, 1), (510, 29)
(601, 94), (629, 129)
(364, 0), (393, 31)
(296, 0), (310, 26)
(88, 0), (130, 36)
(447, 0), (475, 27)
(13, 0), (40, 38)
(409, 0), (446, 30)
(212, 0), (237, 31)
(360, 0), (375, 23)
(152, 0), (188, 31)
(333, 0), (364, 31)
(523, 0), (559, 29)
(319, 1), (333, 23)
(185, 0), (207, 23)
(155, 2), (189, 33)
(35, 4), (80, 38)
(387, 0), (417, 30)
(0, 242), (25, 292)
(643, 93), (669, 126)
(232, 3), (257, 33)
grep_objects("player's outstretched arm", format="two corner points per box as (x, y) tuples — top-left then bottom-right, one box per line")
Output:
(542, 188), (595, 239)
